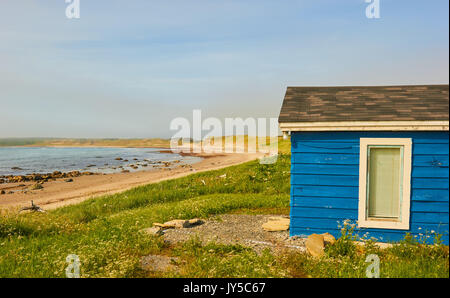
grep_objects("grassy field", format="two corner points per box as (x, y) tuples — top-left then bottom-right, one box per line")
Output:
(0, 139), (448, 278)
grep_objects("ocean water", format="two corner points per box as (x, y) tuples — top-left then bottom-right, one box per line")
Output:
(0, 147), (202, 176)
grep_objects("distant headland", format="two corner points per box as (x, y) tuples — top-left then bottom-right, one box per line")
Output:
(0, 138), (171, 148)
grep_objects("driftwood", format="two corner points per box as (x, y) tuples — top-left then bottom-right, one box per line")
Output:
(18, 200), (46, 213)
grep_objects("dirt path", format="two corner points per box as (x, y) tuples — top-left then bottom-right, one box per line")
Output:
(0, 153), (262, 211)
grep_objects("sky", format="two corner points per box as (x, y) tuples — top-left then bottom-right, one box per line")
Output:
(0, 0), (448, 139)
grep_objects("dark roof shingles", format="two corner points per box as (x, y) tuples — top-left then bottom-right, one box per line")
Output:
(278, 85), (449, 123)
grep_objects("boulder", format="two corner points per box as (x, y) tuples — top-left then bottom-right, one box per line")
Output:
(30, 183), (44, 190)
(155, 219), (186, 229)
(322, 232), (336, 245)
(184, 218), (204, 228)
(262, 217), (290, 232)
(154, 219), (204, 229)
(305, 234), (325, 258)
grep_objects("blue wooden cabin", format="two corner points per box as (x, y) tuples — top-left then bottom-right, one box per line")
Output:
(278, 85), (449, 244)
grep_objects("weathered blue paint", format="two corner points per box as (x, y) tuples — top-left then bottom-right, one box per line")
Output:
(289, 131), (449, 244)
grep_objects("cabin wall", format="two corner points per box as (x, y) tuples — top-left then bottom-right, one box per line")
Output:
(290, 131), (449, 244)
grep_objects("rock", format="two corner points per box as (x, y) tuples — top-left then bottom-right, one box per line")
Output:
(30, 183), (44, 190)
(262, 217), (290, 231)
(305, 234), (325, 258)
(141, 226), (163, 236)
(354, 241), (393, 249)
(155, 219), (186, 229)
(115, 157), (123, 161)
(11, 176), (26, 183)
(152, 218), (204, 229)
(219, 174), (227, 178)
(68, 171), (81, 177)
(322, 232), (336, 245)
(0, 190), (5, 195)
(184, 218), (204, 228)
(11, 167), (23, 170)
(65, 178), (74, 183)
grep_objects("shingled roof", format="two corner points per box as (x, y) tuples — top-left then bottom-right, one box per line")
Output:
(279, 85), (449, 123)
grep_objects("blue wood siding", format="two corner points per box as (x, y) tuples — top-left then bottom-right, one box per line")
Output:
(290, 131), (449, 244)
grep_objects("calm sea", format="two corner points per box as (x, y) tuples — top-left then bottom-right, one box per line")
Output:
(0, 147), (201, 176)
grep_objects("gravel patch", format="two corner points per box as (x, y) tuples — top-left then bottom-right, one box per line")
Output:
(162, 214), (306, 254)
(141, 255), (180, 272)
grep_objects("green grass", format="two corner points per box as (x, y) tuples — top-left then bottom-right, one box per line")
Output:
(0, 139), (448, 278)
(281, 224), (449, 278)
(0, 151), (291, 277)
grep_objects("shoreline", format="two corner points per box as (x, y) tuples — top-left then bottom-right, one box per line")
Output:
(0, 146), (213, 180)
(0, 152), (262, 211)
(0, 145), (172, 149)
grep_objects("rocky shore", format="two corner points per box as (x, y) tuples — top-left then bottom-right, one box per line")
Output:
(0, 157), (189, 185)
(0, 170), (96, 184)
(0, 152), (262, 210)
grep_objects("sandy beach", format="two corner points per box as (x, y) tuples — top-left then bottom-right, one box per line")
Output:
(0, 152), (262, 211)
